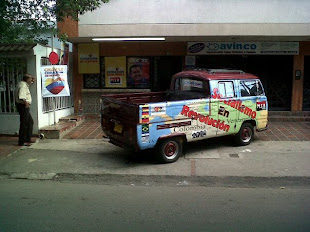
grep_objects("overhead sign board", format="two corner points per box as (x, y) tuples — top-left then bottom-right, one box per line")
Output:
(187, 42), (299, 55)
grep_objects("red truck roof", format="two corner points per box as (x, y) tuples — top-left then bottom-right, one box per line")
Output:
(172, 69), (259, 81)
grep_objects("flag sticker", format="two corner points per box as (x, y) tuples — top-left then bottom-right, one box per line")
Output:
(151, 103), (166, 116)
(142, 124), (149, 134)
(141, 104), (150, 123)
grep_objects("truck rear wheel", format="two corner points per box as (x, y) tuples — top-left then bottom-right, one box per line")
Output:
(157, 137), (182, 163)
(234, 123), (254, 146)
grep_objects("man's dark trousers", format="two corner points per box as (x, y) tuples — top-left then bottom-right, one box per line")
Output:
(16, 103), (34, 145)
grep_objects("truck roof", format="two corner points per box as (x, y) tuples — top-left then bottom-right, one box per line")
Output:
(172, 69), (259, 81)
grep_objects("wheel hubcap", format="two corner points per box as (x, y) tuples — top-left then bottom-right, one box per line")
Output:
(241, 127), (252, 143)
(164, 141), (178, 159)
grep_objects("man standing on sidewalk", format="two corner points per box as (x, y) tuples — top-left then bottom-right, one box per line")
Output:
(15, 74), (35, 146)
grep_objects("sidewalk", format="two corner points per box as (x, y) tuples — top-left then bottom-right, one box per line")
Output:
(0, 120), (310, 186)
(1, 119), (310, 159)
(0, 138), (310, 187)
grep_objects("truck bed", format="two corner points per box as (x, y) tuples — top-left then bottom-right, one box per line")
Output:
(101, 90), (211, 150)
(102, 91), (166, 105)
(101, 91), (166, 150)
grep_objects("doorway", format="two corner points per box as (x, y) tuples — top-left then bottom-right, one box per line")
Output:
(196, 55), (293, 111)
(155, 57), (183, 91)
(303, 56), (310, 110)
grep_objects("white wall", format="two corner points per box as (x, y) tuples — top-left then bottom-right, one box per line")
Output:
(80, 0), (310, 25)
(78, 0), (310, 40)
(0, 51), (36, 135)
(33, 45), (74, 130)
(0, 44), (74, 135)
(0, 114), (20, 135)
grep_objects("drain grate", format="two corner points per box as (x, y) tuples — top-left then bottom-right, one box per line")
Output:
(229, 153), (239, 158)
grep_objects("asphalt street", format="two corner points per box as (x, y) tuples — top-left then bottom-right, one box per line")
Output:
(0, 137), (310, 231)
(1, 179), (310, 232)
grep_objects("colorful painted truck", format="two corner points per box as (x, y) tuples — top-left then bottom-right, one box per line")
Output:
(101, 69), (268, 163)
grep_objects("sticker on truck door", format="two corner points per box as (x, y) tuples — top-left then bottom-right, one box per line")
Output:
(141, 104), (150, 123)
(141, 124), (150, 143)
(150, 103), (166, 116)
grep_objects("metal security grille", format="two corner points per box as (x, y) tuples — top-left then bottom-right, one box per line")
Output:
(41, 58), (74, 112)
(263, 78), (292, 111)
(83, 57), (105, 89)
(303, 56), (310, 111)
(0, 57), (27, 113)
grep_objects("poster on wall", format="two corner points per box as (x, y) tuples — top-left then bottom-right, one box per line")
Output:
(105, 56), (127, 88)
(127, 57), (150, 89)
(185, 56), (196, 69)
(60, 43), (69, 68)
(78, 43), (100, 74)
(41, 65), (70, 98)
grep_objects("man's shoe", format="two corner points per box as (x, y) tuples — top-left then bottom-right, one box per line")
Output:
(24, 142), (32, 146)
(18, 143), (24, 146)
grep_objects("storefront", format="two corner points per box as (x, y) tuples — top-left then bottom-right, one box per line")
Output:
(73, 42), (185, 113)
(72, 40), (310, 113)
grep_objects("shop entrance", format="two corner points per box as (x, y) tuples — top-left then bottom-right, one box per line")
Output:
(303, 56), (310, 111)
(155, 56), (183, 91)
(196, 55), (293, 111)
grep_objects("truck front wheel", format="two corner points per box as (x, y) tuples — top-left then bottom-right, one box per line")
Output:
(157, 137), (183, 163)
(234, 122), (254, 146)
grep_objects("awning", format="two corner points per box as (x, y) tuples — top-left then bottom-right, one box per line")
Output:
(0, 44), (36, 52)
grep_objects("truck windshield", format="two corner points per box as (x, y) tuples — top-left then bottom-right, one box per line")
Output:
(169, 78), (210, 100)
(240, 80), (264, 96)
(175, 78), (207, 92)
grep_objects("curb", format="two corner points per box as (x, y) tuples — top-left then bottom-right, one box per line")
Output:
(1, 172), (310, 188)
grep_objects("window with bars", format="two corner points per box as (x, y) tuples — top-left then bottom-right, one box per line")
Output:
(0, 57), (27, 113)
(41, 58), (74, 112)
(83, 57), (105, 89)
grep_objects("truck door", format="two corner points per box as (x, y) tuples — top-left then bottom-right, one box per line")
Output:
(211, 80), (238, 136)
(238, 80), (267, 128)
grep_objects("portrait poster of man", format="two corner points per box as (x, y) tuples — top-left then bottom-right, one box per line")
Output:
(127, 57), (150, 89)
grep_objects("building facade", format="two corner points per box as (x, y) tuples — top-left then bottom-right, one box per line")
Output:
(0, 43), (74, 135)
(58, 0), (310, 113)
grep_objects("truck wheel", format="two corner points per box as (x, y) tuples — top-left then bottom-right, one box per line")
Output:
(234, 123), (254, 146)
(157, 137), (182, 163)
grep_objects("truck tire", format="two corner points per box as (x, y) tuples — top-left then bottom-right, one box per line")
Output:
(157, 137), (183, 163)
(234, 122), (254, 146)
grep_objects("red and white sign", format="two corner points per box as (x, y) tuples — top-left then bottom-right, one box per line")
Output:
(49, 52), (59, 65)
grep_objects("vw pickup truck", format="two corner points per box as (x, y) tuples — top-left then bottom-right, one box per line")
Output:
(101, 69), (268, 163)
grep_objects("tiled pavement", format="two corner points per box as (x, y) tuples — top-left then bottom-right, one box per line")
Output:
(1, 120), (310, 159)
(256, 121), (310, 141)
(62, 119), (104, 139)
(63, 119), (310, 141)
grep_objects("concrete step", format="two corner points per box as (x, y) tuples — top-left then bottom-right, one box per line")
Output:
(269, 116), (310, 122)
(39, 114), (85, 139)
(268, 111), (310, 122)
(39, 121), (79, 139)
(59, 114), (85, 122)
